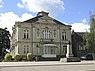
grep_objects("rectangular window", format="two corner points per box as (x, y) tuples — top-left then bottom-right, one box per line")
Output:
(27, 48), (29, 53)
(27, 30), (29, 39)
(27, 45), (29, 53)
(24, 45), (29, 54)
(65, 32), (66, 40)
(44, 46), (57, 54)
(51, 47), (53, 54)
(24, 30), (26, 39)
(63, 45), (67, 54)
(45, 47), (47, 54)
(43, 30), (51, 39)
(62, 32), (66, 40)
(23, 30), (29, 39)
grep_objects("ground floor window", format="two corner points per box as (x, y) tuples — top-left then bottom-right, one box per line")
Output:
(63, 45), (67, 54)
(43, 46), (57, 55)
(24, 45), (29, 54)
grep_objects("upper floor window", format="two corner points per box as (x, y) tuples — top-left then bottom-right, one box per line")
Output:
(43, 30), (51, 39)
(62, 32), (66, 40)
(24, 30), (29, 39)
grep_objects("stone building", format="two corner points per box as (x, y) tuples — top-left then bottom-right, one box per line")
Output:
(72, 32), (86, 57)
(10, 11), (73, 60)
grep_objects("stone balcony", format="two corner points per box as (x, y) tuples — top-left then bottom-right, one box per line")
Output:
(40, 38), (54, 43)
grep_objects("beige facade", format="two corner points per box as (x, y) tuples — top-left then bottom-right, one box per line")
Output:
(10, 11), (72, 59)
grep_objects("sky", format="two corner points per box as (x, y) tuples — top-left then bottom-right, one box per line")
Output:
(0, 0), (95, 34)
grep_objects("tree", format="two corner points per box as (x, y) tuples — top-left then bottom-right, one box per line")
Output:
(84, 13), (95, 53)
(0, 28), (10, 57)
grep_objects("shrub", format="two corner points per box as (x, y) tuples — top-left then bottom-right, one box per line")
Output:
(3, 53), (12, 62)
(27, 53), (32, 61)
(14, 54), (20, 61)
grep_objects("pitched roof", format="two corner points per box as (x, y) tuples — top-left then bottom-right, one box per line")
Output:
(22, 11), (71, 27)
(23, 15), (42, 23)
(75, 32), (85, 37)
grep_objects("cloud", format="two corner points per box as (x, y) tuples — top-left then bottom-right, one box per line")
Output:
(61, 21), (90, 32)
(0, 5), (2, 8)
(71, 22), (90, 32)
(0, 11), (90, 36)
(17, 0), (64, 16)
(63, 20), (90, 32)
(17, 3), (24, 8)
(20, 13), (34, 21)
(82, 19), (87, 24)
(0, 11), (33, 34)
(0, 0), (3, 8)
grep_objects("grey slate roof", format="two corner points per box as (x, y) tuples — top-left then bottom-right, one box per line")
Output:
(23, 15), (42, 23)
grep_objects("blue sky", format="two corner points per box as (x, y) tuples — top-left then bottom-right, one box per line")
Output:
(0, 0), (95, 34)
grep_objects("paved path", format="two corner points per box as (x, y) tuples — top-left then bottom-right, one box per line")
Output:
(0, 61), (94, 67)
(0, 61), (95, 71)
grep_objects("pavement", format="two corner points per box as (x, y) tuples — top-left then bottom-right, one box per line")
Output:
(0, 60), (94, 67)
